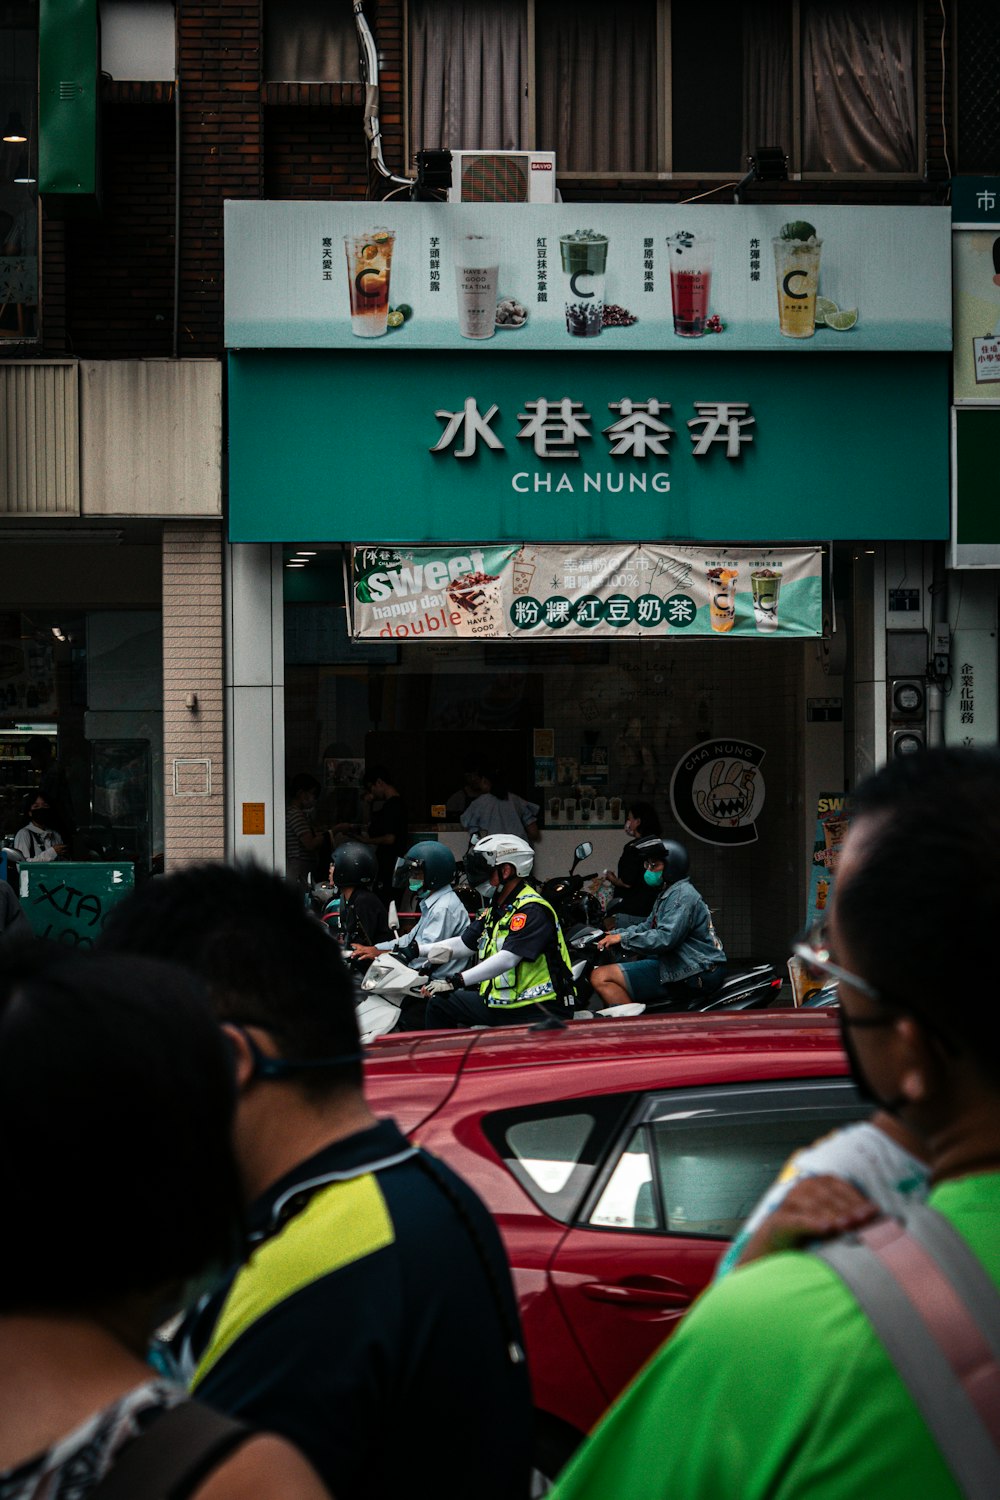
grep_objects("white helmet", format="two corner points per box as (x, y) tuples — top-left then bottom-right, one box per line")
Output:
(466, 833), (535, 885)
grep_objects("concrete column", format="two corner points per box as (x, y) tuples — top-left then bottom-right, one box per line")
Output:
(224, 543), (285, 869)
(162, 522), (226, 867)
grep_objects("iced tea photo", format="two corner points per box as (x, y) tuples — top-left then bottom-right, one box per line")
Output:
(345, 229), (395, 338)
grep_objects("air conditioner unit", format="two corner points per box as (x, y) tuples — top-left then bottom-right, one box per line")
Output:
(447, 151), (556, 204)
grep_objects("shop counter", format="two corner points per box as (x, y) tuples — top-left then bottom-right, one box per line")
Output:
(411, 828), (628, 883)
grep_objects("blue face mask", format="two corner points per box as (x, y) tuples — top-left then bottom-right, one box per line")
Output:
(643, 868), (664, 888)
(408, 878), (424, 893)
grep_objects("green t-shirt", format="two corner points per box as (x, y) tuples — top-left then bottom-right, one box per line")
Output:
(551, 1174), (1000, 1500)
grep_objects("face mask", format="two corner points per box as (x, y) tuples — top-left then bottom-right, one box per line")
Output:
(476, 880), (494, 899)
(643, 868), (664, 889)
(408, 878), (424, 894)
(837, 1007), (906, 1115)
(624, 819), (637, 836)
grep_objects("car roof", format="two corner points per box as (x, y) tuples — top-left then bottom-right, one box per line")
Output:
(364, 1012), (847, 1133)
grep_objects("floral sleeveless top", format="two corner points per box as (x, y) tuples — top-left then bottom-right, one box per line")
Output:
(0, 1380), (184, 1500)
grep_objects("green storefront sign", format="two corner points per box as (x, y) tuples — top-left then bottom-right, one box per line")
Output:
(228, 350), (949, 544)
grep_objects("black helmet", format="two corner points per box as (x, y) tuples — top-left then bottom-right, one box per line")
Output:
(332, 841), (378, 888)
(394, 840), (456, 894)
(633, 836), (690, 883)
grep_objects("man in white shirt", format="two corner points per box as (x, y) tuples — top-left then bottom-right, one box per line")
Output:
(351, 841), (468, 978)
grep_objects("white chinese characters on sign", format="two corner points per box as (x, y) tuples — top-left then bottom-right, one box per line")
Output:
(430, 397), (755, 459)
(517, 398), (592, 458)
(687, 402), (756, 458)
(430, 398), (503, 458)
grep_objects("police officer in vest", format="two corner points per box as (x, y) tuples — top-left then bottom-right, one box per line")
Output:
(421, 834), (574, 1028)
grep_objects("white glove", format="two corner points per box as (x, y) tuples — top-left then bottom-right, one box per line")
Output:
(422, 976), (460, 996)
(424, 942), (457, 967)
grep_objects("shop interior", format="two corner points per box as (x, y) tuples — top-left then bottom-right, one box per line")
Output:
(284, 552), (844, 964)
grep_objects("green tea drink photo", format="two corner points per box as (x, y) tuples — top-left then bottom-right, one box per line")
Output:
(751, 569), (781, 632)
(773, 221), (822, 339)
(345, 229), (394, 337)
(559, 229), (609, 337)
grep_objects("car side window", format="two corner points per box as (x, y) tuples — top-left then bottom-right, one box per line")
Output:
(482, 1094), (636, 1223)
(586, 1079), (865, 1237)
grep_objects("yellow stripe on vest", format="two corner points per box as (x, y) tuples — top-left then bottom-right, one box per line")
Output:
(190, 1173), (395, 1391)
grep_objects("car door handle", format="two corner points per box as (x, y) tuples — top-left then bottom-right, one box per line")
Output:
(580, 1278), (691, 1309)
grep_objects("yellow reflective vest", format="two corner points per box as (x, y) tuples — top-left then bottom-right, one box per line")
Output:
(477, 885), (572, 1009)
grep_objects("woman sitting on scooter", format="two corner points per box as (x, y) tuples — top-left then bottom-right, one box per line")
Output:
(591, 837), (727, 1011)
(603, 801), (663, 922)
(332, 842), (391, 952)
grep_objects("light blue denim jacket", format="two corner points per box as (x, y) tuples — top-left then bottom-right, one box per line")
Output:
(618, 877), (726, 984)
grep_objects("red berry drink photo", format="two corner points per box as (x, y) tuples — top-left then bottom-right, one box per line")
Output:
(666, 231), (713, 338)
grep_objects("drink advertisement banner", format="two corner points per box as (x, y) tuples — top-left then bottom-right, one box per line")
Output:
(225, 202), (951, 353)
(953, 227), (1000, 402)
(349, 544), (822, 642)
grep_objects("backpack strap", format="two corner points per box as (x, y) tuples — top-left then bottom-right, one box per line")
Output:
(814, 1209), (1000, 1499)
(88, 1401), (251, 1500)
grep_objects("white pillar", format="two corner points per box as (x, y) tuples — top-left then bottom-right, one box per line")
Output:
(224, 543), (286, 869)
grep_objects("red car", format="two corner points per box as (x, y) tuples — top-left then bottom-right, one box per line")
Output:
(365, 1012), (861, 1486)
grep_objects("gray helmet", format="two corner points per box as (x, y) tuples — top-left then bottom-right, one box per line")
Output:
(332, 840), (378, 888)
(632, 836), (690, 882)
(394, 840), (455, 894)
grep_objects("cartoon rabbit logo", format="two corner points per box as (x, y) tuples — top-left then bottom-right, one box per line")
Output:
(695, 759), (759, 827)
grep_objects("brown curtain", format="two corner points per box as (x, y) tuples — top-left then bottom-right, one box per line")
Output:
(536, 0), (657, 173)
(742, 7), (793, 164)
(409, 0), (529, 151)
(801, 2), (917, 171)
(263, 0), (362, 82)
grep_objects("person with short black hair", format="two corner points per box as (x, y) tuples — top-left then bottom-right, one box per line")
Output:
(0, 949), (328, 1500)
(285, 772), (327, 887)
(12, 795), (67, 863)
(358, 765), (407, 901)
(97, 861), (532, 1500)
(551, 747), (1000, 1500)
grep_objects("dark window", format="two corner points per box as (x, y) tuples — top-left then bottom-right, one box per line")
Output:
(585, 1079), (866, 1237)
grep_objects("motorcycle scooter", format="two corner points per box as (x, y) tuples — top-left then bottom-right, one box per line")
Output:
(566, 925), (783, 1017)
(539, 841), (604, 931)
(352, 949), (432, 1043)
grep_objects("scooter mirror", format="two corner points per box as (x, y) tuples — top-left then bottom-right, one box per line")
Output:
(575, 841), (593, 861)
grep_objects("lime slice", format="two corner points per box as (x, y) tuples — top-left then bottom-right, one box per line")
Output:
(386, 310), (405, 329)
(825, 308), (858, 331)
(361, 244), (378, 260)
(815, 296), (839, 326)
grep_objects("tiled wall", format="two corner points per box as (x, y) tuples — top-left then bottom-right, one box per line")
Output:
(162, 522), (226, 866)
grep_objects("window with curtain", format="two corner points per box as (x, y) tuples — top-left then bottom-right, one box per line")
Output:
(801, 1), (917, 172)
(535, 0), (658, 174)
(409, 0), (529, 152)
(407, 1), (919, 176)
(264, 0), (362, 83)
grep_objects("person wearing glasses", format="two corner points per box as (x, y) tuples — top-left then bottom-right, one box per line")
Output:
(551, 747), (1000, 1500)
(589, 836), (727, 1010)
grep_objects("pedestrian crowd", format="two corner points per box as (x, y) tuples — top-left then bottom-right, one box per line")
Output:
(1, 746), (998, 1499)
